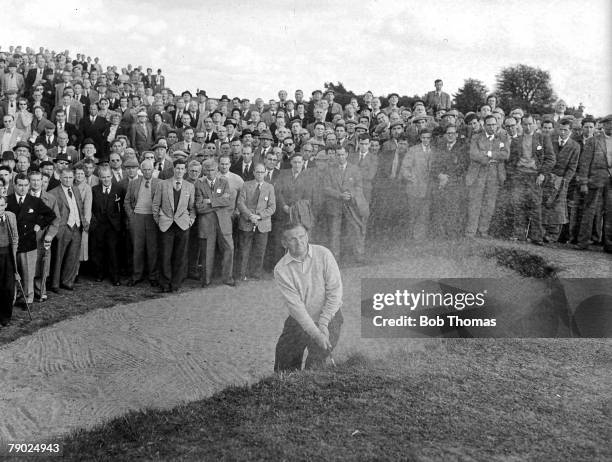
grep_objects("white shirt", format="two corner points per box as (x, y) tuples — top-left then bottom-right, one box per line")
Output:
(62, 185), (81, 227)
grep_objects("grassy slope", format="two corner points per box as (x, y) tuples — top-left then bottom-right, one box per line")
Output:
(58, 339), (611, 462)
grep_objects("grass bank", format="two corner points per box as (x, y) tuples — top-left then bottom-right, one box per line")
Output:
(56, 339), (611, 461)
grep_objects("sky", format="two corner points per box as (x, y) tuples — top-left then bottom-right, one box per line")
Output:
(1, 0), (610, 115)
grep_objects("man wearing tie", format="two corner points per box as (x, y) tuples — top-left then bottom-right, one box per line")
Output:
(28, 170), (60, 303)
(230, 146), (255, 181)
(48, 165), (87, 292)
(90, 166), (123, 285)
(124, 160), (160, 287)
(130, 109), (154, 155)
(6, 173), (55, 306)
(152, 158), (195, 292)
(194, 158), (235, 287)
(237, 164), (276, 281)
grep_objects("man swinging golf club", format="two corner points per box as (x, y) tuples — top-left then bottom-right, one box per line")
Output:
(273, 222), (343, 372)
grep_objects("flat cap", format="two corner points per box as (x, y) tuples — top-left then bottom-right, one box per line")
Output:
(2, 151), (15, 160)
(123, 157), (139, 168)
(137, 109), (147, 117)
(81, 138), (95, 146)
(42, 120), (56, 130)
(54, 152), (73, 163)
(390, 120), (404, 128)
(152, 142), (167, 150)
(172, 150), (188, 158)
(355, 123), (369, 131)
(38, 160), (54, 169)
(13, 141), (31, 151)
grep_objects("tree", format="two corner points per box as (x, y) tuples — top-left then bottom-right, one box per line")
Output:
(495, 64), (556, 114)
(453, 79), (489, 114)
(323, 81), (357, 109)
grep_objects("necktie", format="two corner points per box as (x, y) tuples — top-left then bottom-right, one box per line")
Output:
(0, 216), (4, 224)
(267, 171), (272, 181)
(68, 187), (73, 199)
(47, 136), (51, 144)
(157, 163), (162, 172)
(145, 180), (150, 188)
(18, 196), (23, 206)
(559, 140), (565, 148)
(105, 187), (109, 195)
(253, 183), (261, 204)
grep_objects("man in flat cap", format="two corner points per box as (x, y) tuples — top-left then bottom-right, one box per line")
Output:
(130, 109), (154, 155)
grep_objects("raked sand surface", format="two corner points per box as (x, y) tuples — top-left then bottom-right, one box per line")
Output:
(0, 243), (609, 442)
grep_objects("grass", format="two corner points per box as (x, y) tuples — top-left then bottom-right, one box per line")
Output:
(55, 339), (611, 461)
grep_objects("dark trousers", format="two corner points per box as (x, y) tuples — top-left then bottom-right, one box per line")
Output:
(91, 222), (120, 282)
(237, 229), (268, 279)
(187, 225), (200, 276)
(274, 310), (343, 372)
(509, 172), (543, 241)
(577, 186), (605, 247)
(0, 247), (15, 324)
(130, 213), (158, 282)
(51, 225), (82, 289)
(159, 223), (189, 290)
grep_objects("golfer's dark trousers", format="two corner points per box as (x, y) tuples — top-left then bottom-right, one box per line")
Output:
(274, 310), (343, 372)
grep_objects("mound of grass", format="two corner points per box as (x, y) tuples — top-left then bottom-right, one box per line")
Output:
(59, 339), (611, 461)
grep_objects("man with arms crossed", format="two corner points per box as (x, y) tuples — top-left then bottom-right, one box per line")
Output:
(274, 222), (343, 372)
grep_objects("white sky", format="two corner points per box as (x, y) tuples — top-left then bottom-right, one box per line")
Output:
(1, 0), (610, 115)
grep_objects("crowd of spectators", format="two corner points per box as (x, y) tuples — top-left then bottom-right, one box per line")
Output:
(0, 44), (610, 327)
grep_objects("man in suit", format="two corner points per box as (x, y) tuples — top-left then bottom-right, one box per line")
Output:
(400, 129), (434, 240)
(90, 166), (123, 285)
(168, 126), (202, 156)
(505, 115), (555, 244)
(230, 146), (256, 181)
(28, 170), (60, 302)
(369, 121), (407, 238)
(263, 150), (281, 184)
(575, 114), (612, 252)
(25, 55), (46, 96)
(195, 158), (235, 287)
(36, 122), (58, 150)
(152, 158), (196, 292)
(541, 118), (580, 243)
(53, 110), (81, 148)
(324, 148), (368, 263)
(51, 92), (83, 126)
(270, 153), (312, 266)
(47, 131), (79, 161)
(130, 109), (154, 155)
(0, 114), (26, 153)
(79, 104), (108, 155)
(236, 164), (276, 280)
(348, 134), (379, 205)
(465, 114), (509, 238)
(1, 62), (25, 96)
(7, 173), (56, 305)
(0, 195), (19, 326)
(48, 165), (87, 292)
(425, 79), (452, 113)
(53, 71), (72, 107)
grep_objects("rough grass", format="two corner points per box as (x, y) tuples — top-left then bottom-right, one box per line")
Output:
(56, 339), (611, 462)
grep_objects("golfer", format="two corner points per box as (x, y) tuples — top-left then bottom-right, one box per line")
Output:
(273, 222), (343, 372)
